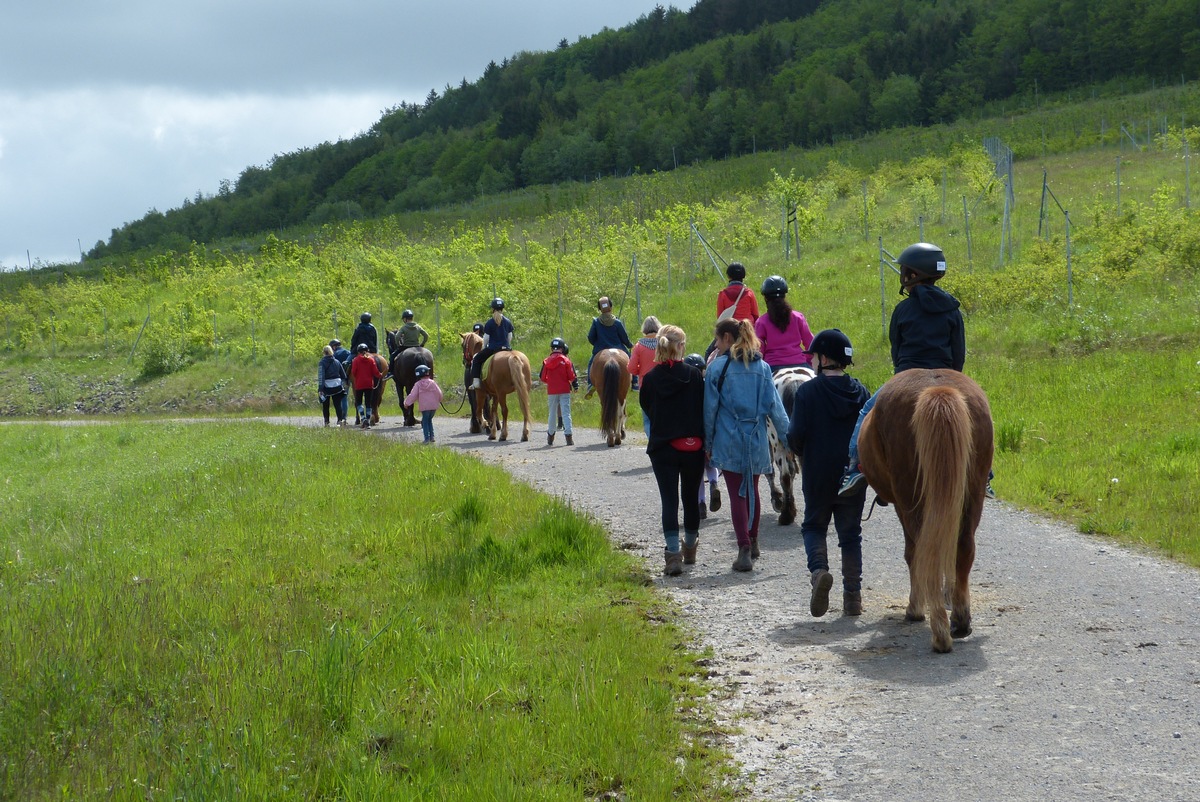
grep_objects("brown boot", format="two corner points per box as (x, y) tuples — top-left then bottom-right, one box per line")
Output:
(565, 434), (574, 445)
(810, 570), (833, 617)
(682, 536), (699, 565)
(663, 550), (683, 577)
(750, 539), (760, 560)
(547, 433), (554, 445)
(732, 546), (753, 572)
(843, 590), (863, 616)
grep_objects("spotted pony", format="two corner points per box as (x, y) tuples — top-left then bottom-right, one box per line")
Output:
(764, 366), (815, 525)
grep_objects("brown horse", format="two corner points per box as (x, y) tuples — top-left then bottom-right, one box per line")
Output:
(461, 332), (485, 430)
(859, 369), (993, 653)
(353, 353), (390, 426)
(589, 348), (631, 447)
(465, 338), (532, 442)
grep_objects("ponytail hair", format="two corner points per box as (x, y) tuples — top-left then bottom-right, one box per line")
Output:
(714, 318), (761, 366)
(654, 324), (687, 363)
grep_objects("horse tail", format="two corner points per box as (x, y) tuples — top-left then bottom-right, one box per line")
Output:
(600, 358), (620, 434)
(510, 353), (532, 421)
(911, 385), (973, 618)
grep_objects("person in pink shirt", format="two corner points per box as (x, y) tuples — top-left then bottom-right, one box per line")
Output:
(402, 364), (444, 443)
(754, 275), (814, 374)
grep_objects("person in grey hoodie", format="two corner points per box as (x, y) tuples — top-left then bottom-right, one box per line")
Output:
(787, 329), (871, 618)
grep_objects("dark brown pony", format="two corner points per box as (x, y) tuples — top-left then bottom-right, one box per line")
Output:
(859, 369), (993, 653)
(353, 353), (390, 426)
(464, 335), (532, 442)
(386, 331), (434, 427)
(589, 348), (631, 447)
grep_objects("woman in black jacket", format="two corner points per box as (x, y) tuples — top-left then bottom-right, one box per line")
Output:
(639, 324), (706, 577)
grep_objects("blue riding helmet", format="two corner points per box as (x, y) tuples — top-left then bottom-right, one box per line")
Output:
(490, 298), (505, 311)
(356, 343), (369, 352)
(683, 353), (707, 371)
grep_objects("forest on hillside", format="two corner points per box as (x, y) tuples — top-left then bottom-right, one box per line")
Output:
(91, 0), (1200, 258)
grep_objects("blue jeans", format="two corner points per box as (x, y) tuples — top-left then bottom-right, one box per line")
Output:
(421, 410), (435, 441)
(846, 388), (880, 469)
(548, 393), (573, 435)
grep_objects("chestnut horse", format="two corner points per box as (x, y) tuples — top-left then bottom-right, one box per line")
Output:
(462, 333), (532, 442)
(859, 369), (993, 653)
(589, 348), (631, 447)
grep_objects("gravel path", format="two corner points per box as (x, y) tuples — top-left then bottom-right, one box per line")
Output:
(335, 408), (1199, 801)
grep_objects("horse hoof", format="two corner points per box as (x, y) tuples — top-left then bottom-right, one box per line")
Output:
(932, 638), (953, 654)
(951, 622), (972, 639)
(905, 611), (925, 623)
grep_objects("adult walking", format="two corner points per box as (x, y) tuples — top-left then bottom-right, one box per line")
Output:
(317, 344), (349, 427)
(627, 315), (661, 436)
(754, 275), (814, 373)
(704, 318), (790, 572)
(350, 343), (382, 428)
(639, 324), (706, 577)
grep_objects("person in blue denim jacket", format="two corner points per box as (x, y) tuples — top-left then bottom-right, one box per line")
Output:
(704, 317), (790, 573)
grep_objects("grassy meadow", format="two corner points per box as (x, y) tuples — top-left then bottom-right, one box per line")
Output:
(0, 423), (732, 799)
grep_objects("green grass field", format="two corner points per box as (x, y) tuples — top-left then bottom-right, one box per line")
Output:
(0, 423), (733, 799)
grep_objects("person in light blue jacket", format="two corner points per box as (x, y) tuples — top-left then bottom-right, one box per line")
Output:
(704, 317), (790, 573)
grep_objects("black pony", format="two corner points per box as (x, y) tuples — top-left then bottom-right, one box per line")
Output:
(387, 329), (434, 427)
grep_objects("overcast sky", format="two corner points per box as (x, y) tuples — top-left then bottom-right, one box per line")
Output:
(0, 0), (678, 269)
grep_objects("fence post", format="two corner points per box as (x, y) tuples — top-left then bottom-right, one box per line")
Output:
(128, 313), (151, 365)
(878, 238), (888, 339)
(252, 319), (257, 364)
(862, 181), (869, 242)
(666, 233), (672, 297)
(435, 295), (442, 350)
(633, 254), (642, 322)
(290, 318), (295, 368)
(557, 266), (564, 338)
(1065, 210), (1074, 309)
(1116, 156), (1122, 216)
(213, 311), (218, 363)
(962, 196), (973, 271)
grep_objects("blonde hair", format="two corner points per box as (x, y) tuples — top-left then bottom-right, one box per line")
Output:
(641, 315), (661, 335)
(714, 318), (761, 366)
(654, 324), (686, 363)
(322, 345), (334, 356)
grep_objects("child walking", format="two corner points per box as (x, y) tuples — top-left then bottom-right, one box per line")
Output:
(350, 343), (382, 429)
(403, 364), (443, 443)
(540, 337), (577, 445)
(787, 329), (871, 617)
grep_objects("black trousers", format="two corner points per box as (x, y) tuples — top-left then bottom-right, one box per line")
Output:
(649, 448), (706, 535)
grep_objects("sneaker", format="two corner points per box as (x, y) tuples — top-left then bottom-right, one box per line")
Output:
(838, 469), (867, 497)
(709, 482), (722, 512)
(810, 570), (833, 617)
(984, 481), (996, 500)
(469, 378), (481, 390)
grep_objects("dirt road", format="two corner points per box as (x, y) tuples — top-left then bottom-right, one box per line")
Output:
(352, 410), (1199, 801)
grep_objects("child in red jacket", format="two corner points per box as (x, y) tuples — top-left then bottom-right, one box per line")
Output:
(540, 337), (577, 446)
(350, 343), (383, 429)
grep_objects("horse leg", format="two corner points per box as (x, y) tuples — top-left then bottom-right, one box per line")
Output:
(498, 396), (510, 441)
(778, 464), (797, 526)
(950, 526), (976, 639)
(900, 524), (925, 622)
(767, 473), (784, 514)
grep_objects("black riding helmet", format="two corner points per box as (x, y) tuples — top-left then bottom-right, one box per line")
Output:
(726, 262), (746, 281)
(472, 322), (484, 334)
(550, 337), (566, 351)
(490, 298), (505, 311)
(402, 309), (414, 320)
(898, 242), (947, 280)
(761, 275), (788, 299)
(804, 328), (854, 366)
(356, 343), (369, 352)
(414, 364), (430, 377)
(360, 312), (372, 323)
(683, 353), (707, 371)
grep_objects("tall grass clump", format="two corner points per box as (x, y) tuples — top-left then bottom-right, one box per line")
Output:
(0, 423), (731, 799)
